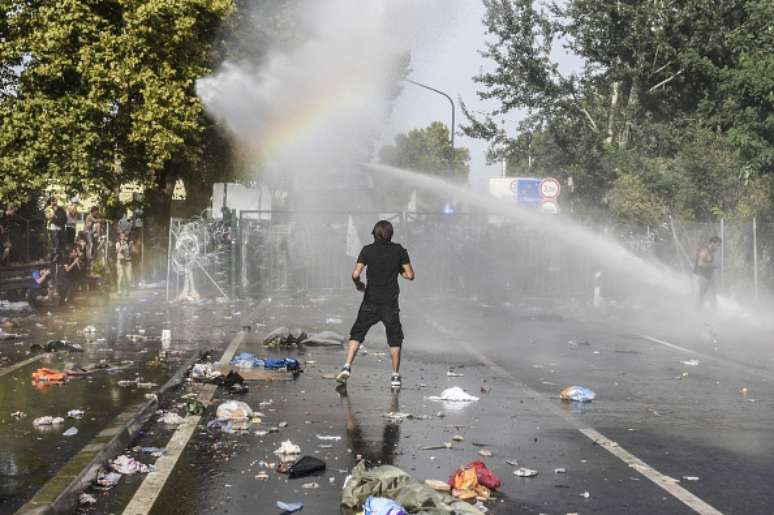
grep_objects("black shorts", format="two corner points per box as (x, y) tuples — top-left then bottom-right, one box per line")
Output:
(349, 301), (403, 348)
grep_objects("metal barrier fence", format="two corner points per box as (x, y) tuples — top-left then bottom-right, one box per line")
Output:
(161, 211), (773, 306)
(236, 210), (596, 301)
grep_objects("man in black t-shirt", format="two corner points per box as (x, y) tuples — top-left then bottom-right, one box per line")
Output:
(337, 220), (414, 389)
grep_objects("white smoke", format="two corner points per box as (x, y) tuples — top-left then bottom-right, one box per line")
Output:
(197, 1), (443, 177)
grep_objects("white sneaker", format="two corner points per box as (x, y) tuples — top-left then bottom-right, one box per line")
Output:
(390, 373), (401, 389)
(336, 365), (351, 384)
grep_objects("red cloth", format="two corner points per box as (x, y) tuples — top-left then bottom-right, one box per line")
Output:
(448, 460), (501, 491)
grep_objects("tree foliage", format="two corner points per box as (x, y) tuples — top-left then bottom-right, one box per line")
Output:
(0, 0), (235, 204)
(379, 122), (470, 182)
(464, 0), (774, 223)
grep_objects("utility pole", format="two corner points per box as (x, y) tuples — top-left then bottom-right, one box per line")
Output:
(403, 78), (455, 175)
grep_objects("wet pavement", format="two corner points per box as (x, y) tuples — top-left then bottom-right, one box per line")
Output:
(2, 289), (773, 514)
(0, 289), (242, 514)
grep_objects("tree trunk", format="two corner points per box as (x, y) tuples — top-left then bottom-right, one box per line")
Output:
(606, 80), (620, 145)
(144, 175), (175, 282)
(620, 74), (640, 150)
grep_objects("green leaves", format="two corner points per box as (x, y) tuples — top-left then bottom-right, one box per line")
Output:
(0, 0), (234, 203)
(466, 0), (774, 221)
(379, 122), (470, 182)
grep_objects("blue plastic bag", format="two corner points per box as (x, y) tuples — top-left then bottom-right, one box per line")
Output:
(264, 358), (300, 370)
(363, 497), (407, 515)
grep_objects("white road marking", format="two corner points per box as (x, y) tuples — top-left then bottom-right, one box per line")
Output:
(426, 317), (724, 515)
(122, 333), (245, 515)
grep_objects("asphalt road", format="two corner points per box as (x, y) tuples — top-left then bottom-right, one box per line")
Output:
(4, 289), (772, 514)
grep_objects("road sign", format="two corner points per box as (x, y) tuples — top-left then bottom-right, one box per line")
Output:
(539, 177), (561, 199)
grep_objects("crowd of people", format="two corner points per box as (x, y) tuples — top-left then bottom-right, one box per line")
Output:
(0, 198), (141, 305)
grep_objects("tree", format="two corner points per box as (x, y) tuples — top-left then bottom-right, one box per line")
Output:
(379, 122), (470, 182)
(463, 0), (774, 221)
(0, 0), (235, 246)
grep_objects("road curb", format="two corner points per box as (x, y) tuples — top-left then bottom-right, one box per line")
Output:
(15, 350), (203, 515)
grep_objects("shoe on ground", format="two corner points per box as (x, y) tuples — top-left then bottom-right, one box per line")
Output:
(390, 373), (401, 389)
(336, 365), (351, 384)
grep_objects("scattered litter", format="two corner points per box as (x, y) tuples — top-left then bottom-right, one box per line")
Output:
(161, 329), (171, 345)
(342, 461), (480, 514)
(554, 467), (567, 474)
(422, 443), (452, 450)
(682, 476), (700, 481)
(276, 501), (304, 513)
(504, 459), (519, 467)
(287, 456), (326, 479)
(279, 421), (288, 428)
(274, 440), (301, 458)
(315, 434), (342, 441)
(67, 409), (85, 419)
(62, 427), (78, 437)
(560, 385), (596, 403)
(325, 317), (343, 325)
(425, 479), (451, 492)
(96, 471), (121, 487)
(480, 384), (491, 393)
(33, 416), (64, 427)
(579, 491), (590, 499)
(513, 468), (538, 477)
(452, 435), (464, 442)
(191, 363), (220, 381)
(301, 330), (345, 347)
(79, 493), (97, 505)
(111, 455), (152, 474)
(478, 449), (493, 457)
(264, 358), (301, 371)
(301, 482), (319, 489)
(11, 411), (26, 419)
(215, 400), (252, 420)
(680, 359), (700, 367)
(83, 325), (97, 336)
(140, 447), (168, 457)
(448, 461), (501, 502)
(447, 370), (464, 377)
(187, 399), (205, 415)
(32, 368), (66, 383)
(158, 412), (185, 425)
(231, 352), (264, 368)
(363, 497), (407, 515)
(427, 387), (480, 403)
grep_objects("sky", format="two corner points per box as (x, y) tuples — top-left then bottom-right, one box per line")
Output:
(383, 0), (582, 191)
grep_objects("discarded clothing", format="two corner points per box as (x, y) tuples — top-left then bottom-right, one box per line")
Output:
(427, 387), (480, 403)
(231, 352), (265, 368)
(263, 358), (301, 371)
(449, 461), (501, 491)
(96, 471), (122, 487)
(32, 368), (66, 383)
(341, 461), (484, 514)
(560, 385), (596, 402)
(449, 467), (490, 501)
(364, 497), (408, 515)
(111, 455), (152, 474)
(301, 331), (345, 347)
(287, 456), (326, 479)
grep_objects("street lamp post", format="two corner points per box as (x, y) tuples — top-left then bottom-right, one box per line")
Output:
(402, 78), (455, 175)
